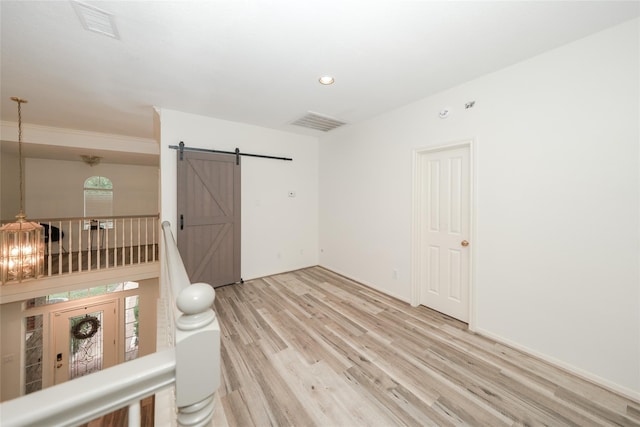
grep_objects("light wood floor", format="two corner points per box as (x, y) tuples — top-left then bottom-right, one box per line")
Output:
(213, 267), (640, 427)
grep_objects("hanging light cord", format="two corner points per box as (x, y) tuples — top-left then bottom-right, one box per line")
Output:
(11, 96), (27, 220)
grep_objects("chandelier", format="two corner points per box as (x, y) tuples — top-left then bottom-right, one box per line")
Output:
(0, 97), (44, 283)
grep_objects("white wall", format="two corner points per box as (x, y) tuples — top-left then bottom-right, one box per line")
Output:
(25, 158), (158, 219)
(319, 19), (639, 396)
(0, 146), (20, 219)
(159, 110), (319, 280)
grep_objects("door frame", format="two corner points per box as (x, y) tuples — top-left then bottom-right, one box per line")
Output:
(50, 299), (119, 385)
(410, 139), (476, 329)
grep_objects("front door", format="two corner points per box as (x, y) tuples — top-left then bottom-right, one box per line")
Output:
(177, 151), (241, 287)
(419, 145), (471, 322)
(53, 301), (117, 384)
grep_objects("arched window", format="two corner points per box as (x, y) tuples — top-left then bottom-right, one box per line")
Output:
(84, 176), (113, 228)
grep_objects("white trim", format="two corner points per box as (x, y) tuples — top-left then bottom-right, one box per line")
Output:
(468, 139), (478, 331)
(475, 326), (640, 402)
(410, 150), (422, 307)
(0, 121), (157, 154)
(320, 266), (410, 304)
(0, 263), (159, 305)
(410, 140), (475, 328)
(321, 262), (640, 401)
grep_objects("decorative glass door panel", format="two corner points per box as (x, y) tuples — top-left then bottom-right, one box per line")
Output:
(53, 301), (116, 385)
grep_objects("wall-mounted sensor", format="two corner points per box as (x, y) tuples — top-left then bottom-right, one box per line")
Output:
(465, 101), (476, 109)
(439, 109), (450, 119)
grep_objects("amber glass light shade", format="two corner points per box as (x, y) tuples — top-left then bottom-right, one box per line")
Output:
(0, 215), (44, 283)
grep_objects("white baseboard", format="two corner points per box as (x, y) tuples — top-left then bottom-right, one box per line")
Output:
(304, 266), (640, 403)
(317, 265), (410, 304)
(474, 326), (640, 403)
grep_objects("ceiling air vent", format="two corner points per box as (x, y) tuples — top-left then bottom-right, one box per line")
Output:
(291, 112), (346, 132)
(72, 1), (120, 39)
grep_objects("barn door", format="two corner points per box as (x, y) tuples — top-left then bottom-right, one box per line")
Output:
(177, 151), (241, 287)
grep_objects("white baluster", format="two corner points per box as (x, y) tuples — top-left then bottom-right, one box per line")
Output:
(128, 401), (141, 427)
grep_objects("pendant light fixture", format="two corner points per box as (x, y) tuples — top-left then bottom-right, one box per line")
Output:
(0, 97), (44, 284)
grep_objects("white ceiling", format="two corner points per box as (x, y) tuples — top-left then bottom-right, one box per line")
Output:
(1, 1), (639, 141)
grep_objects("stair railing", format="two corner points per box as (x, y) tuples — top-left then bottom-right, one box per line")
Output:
(0, 221), (220, 427)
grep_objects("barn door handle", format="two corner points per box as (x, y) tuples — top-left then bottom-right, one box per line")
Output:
(180, 214), (184, 230)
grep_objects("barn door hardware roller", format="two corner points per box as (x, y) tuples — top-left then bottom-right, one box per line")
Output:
(171, 141), (293, 162)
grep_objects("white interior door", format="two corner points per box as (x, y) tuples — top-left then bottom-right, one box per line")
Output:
(53, 301), (117, 385)
(419, 145), (470, 322)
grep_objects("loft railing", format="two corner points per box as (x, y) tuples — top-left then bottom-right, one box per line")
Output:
(159, 221), (220, 425)
(0, 221), (221, 427)
(0, 215), (159, 284)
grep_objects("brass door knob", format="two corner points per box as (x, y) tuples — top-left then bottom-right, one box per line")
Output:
(461, 240), (469, 247)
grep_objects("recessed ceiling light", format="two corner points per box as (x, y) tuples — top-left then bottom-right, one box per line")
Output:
(319, 75), (335, 85)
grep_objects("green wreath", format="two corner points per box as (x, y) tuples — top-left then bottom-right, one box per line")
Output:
(72, 316), (101, 340)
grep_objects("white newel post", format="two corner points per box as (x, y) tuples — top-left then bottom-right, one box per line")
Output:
(0, 220), (219, 427)
(161, 221), (221, 427)
(175, 283), (220, 427)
